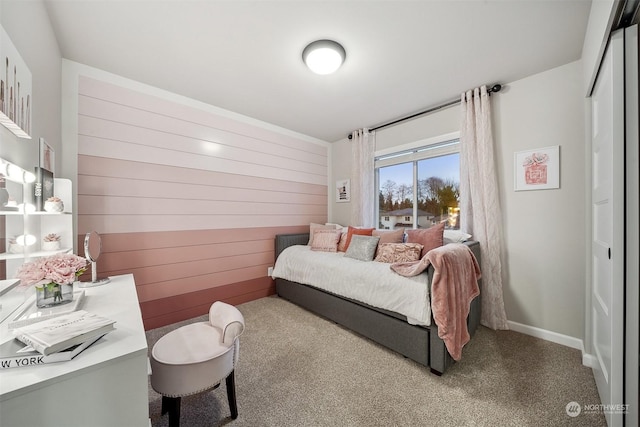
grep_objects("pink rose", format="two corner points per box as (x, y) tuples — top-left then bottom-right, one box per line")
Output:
(15, 253), (88, 287)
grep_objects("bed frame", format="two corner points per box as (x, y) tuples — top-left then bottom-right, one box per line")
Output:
(274, 233), (482, 375)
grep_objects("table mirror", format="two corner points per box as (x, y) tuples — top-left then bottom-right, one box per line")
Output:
(79, 231), (110, 287)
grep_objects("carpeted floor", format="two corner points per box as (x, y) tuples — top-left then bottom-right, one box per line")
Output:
(146, 296), (606, 427)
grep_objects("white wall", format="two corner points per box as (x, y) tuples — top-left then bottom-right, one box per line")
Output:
(0, 0), (62, 175)
(495, 61), (585, 340)
(331, 60), (587, 342)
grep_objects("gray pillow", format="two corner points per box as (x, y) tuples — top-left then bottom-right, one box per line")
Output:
(344, 235), (380, 261)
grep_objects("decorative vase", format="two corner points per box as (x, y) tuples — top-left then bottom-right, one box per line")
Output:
(35, 282), (74, 308)
(42, 240), (61, 251)
(8, 243), (24, 254)
(44, 200), (64, 213)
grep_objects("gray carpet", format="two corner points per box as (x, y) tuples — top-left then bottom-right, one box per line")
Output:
(146, 296), (606, 427)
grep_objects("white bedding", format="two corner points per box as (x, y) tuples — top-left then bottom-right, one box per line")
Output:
(271, 245), (431, 326)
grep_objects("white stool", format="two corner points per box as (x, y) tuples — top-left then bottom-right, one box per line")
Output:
(150, 301), (245, 426)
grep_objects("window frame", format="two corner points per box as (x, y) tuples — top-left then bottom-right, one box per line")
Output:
(374, 132), (460, 230)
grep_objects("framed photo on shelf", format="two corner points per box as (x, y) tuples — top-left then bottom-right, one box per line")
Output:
(514, 145), (560, 191)
(39, 137), (54, 174)
(34, 167), (54, 211)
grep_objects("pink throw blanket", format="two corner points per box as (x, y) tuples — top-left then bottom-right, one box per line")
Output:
(391, 243), (481, 361)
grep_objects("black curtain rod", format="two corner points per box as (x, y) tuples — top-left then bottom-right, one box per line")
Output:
(348, 83), (502, 139)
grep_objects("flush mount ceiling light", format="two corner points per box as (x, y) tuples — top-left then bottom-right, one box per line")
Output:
(302, 40), (346, 75)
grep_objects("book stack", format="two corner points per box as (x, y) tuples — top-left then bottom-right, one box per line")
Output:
(1, 310), (115, 369)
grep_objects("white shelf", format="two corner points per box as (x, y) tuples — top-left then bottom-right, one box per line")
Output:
(0, 247), (73, 261)
(3, 178), (74, 278)
(0, 211), (71, 217)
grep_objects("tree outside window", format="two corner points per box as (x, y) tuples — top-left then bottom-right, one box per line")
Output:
(376, 141), (460, 230)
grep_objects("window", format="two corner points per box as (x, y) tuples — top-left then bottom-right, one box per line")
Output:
(376, 138), (460, 230)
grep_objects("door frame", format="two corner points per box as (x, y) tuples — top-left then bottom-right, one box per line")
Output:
(624, 24), (639, 427)
(589, 28), (625, 427)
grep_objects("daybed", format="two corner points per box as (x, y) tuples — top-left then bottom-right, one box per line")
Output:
(272, 232), (482, 376)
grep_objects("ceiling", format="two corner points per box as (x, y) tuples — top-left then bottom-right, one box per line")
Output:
(43, 0), (592, 142)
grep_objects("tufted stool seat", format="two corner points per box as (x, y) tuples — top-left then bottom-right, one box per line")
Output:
(150, 301), (245, 427)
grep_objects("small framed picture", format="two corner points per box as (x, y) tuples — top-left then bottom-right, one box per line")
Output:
(514, 146), (560, 191)
(39, 137), (54, 174)
(336, 179), (350, 203)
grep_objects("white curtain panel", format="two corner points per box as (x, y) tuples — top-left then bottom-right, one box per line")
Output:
(350, 129), (375, 228)
(459, 86), (509, 330)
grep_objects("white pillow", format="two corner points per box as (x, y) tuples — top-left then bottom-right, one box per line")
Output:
(324, 222), (344, 229)
(443, 229), (472, 244)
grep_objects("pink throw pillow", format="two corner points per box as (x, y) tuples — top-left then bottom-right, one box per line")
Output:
(337, 230), (349, 252)
(308, 223), (337, 246)
(372, 228), (404, 244)
(310, 229), (342, 252)
(405, 222), (445, 258)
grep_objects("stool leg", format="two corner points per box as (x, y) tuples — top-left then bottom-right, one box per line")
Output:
(161, 396), (181, 427)
(225, 370), (238, 419)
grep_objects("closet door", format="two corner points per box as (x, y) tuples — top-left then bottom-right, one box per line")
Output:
(591, 29), (625, 427)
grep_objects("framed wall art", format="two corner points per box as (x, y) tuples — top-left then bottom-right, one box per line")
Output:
(336, 179), (350, 203)
(514, 145), (560, 191)
(0, 25), (32, 139)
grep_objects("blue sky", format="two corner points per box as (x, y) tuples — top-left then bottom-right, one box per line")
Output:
(378, 153), (460, 187)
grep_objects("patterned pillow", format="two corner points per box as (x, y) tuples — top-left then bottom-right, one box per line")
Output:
(310, 229), (342, 252)
(374, 243), (424, 263)
(344, 235), (380, 261)
(405, 222), (445, 258)
(308, 223), (337, 246)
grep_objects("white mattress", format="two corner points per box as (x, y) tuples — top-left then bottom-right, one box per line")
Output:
(271, 245), (431, 326)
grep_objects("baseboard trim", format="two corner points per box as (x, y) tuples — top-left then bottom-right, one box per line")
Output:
(507, 321), (597, 368)
(582, 353), (597, 368)
(507, 320), (583, 349)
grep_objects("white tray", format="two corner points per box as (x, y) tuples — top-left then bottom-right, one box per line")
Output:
(7, 290), (86, 329)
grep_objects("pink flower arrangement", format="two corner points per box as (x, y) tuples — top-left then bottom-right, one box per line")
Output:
(15, 253), (88, 288)
(522, 152), (549, 167)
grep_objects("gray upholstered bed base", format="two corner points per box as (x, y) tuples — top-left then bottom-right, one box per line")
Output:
(274, 233), (482, 375)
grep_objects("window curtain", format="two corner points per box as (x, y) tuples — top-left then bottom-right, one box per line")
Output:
(350, 129), (375, 228)
(459, 86), (509, 330)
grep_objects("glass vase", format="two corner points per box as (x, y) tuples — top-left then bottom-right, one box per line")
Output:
(35, 282), (74, 308)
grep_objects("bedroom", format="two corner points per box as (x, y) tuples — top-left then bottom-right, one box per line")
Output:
(0, 0), (637, 426)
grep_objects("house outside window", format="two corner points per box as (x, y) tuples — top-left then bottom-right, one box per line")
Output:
(375, 136), (460, 230)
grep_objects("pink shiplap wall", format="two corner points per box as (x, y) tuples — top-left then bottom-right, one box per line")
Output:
(76, 76), (327, 329)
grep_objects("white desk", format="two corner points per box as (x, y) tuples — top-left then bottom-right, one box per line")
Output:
(0, 274), (149, 427)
